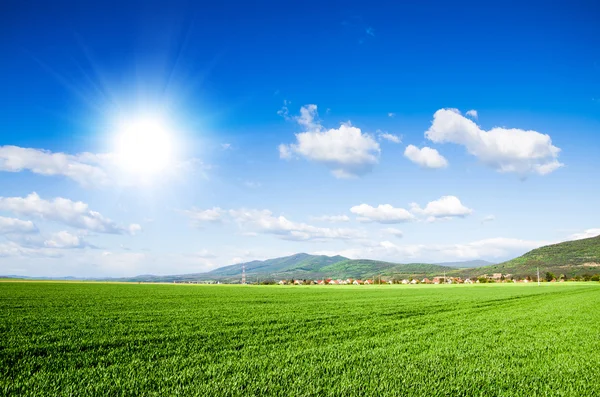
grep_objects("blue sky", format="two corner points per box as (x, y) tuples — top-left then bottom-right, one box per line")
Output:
(1, 0), (599, 277)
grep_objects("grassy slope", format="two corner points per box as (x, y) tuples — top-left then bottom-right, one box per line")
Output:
(208, 253), (348, 276)
(319, 260), (454, 279)
(452, 235), (600, 278)
(2, 282), (600, 396)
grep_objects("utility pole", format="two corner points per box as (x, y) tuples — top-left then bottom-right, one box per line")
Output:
(537, 267), (540, 286)
(242, 263), (246, 285)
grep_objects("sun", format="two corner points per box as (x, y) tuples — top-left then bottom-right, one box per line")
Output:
(115, 117), (174, 175)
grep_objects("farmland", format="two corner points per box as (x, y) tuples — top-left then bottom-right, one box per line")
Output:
(2, 282), (600, 396)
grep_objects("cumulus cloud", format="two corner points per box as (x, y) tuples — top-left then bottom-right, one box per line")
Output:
(425, 108), (563, 175)
(381, 227), (403, 238)
(350, 204), (415, 224)
(229, 209), (364, 241)
(378, 131), (402, 143)
(0, 242), (63, 258)
(404, 145), (448, 169)
(0, 216), (38, 235)
(310, 215), (350, 223)
(43, 231), (89, 249)
(0, 193), (140, 235)
(0, 146), (111, 187)
(410, 196), (473, 222)
(570, 228), (600, 240)
(279, 105), (380, 178)
(466, 109), (478, 119)
(388, 112), (395, 118)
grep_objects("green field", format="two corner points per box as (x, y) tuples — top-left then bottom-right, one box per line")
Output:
(2, 282), (600, 396)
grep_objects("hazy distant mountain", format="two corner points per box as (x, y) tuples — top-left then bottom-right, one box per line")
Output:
(435, 260), (496, 268)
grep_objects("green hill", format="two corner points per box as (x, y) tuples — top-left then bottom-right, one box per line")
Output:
(208, 253), (348, 277)
(452, 235), (600, 278)
(435, 260), (495, 268)
(319, 260), (453, 279)
(110, 254), (458, 283)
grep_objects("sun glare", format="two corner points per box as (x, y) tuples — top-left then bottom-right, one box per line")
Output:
(115, 117), (174, 175)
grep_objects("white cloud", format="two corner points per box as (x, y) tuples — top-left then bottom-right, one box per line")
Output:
(229, 209), (364, 241)
(0, 145), (207, 187)
(350, 204), (415, 224)
(381, 227), (403, 238)
(277, 100), (291, 120)
(278, 144), (292, 160)
(0, 193), (140, 235)
(128, 224), (142, 236)
(43, 231), (89, 249)
(221, 143), (232, 150)
(0, 146), (111, 187)
(0, 216), (38, 234)
(410, 196), (472, 222)
(183, 207), (226, 224)
(279, 105), (380, 178)
(319, 237), (548, 263)
(295, 104), (321, 130)
(570, 228), (600, 240)
(0, 242), (63, 258)
(388, 112), (395, 118)
(425, 108), (563, 175)
(466, 109), (478, 119)
(404, 145), (448, 169)
(378, 131), (402, 143)
(310, 215), (350, 223)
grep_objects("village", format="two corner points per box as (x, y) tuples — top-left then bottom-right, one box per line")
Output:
(275, 273), (529, 285)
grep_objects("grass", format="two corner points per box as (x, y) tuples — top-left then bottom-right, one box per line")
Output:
(1, 282), (600, 396)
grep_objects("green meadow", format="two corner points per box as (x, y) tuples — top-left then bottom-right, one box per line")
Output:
(1, 282), (600, 396)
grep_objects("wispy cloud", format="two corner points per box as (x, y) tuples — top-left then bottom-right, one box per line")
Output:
(378, 131), (402, 143)
(481, 215), (496, 224)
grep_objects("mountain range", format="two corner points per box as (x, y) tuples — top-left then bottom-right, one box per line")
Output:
(3, 235), (600, 282)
